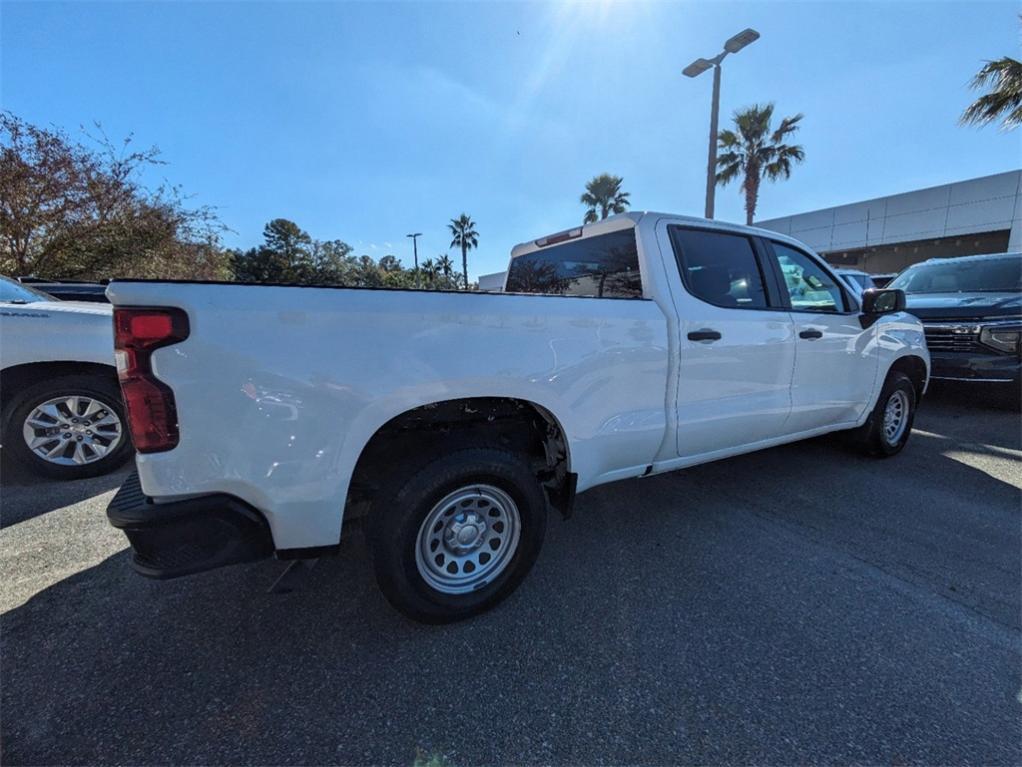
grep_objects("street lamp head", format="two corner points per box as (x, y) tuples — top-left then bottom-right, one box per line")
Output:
(683, 58), (714, 78)
(723, 27), (759, 54)
(406, 232), (422, 238)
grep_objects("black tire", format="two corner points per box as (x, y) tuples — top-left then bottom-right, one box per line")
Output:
(852, 370), (917, 457)
(2, 374), (133, 480)
(368, 447), (547, 624)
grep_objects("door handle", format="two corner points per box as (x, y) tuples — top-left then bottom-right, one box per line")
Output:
(687, 329), (722, 342)
(799, 329), (823, 340)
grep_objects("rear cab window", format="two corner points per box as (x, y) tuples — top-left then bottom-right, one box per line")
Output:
(669, 227), (770, 309)
(505, 228), (642, 298)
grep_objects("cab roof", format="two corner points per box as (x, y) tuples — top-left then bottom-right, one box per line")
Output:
(509, 211), (815, 260)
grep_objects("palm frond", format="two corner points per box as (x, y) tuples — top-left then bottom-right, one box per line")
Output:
(716, 151), (742, 167)
(961, 56), (1022, 128)
(770, 113), (803, 143)
(715, 161), (743, 186)
(717, 129), (741, 149)
(764, 143), (805, 181)
(734, 103), (773, 145)
(764, 157), (791, 181)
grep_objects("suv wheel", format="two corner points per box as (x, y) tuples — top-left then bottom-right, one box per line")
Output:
(368, 447), (548, 623)
(3, 375), (133, 480)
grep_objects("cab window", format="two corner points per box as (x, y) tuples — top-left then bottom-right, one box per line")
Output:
(771, 243), (847, 313)
(669, 227), (769, 309)
(504, 229), (642, 298)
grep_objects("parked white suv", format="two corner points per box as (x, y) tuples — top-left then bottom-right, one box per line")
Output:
(104, 213), (929, 622)
(836, 269), (878, 296)
(0, 276), (130, 479)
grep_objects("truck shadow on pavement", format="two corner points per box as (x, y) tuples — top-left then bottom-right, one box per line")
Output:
(0, 465), (130, 529)
(2, 404), (1020, 766)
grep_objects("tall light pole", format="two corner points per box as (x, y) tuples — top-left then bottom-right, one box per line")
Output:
(683, 27), (760, 220)
(406, 232), (421, 287)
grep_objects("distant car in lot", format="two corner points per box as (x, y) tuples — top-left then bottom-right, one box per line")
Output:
(835, 269), (878, 296)
(889, 252), (1021, 387)
(0, 276), (131, 479)
(17, 277), (110, 303)
(872, 273), (897, 288)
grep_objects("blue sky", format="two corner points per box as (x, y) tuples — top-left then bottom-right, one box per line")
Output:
(2, 1), (1019, 280)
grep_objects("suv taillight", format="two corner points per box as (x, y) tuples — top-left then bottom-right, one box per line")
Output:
(113, 307), (190, 453)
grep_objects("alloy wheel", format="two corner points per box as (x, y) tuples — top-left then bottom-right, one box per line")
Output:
(21, 395), (124, 466)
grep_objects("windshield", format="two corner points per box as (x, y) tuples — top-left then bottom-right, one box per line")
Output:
(889, 255), (1022, 293)
(0, 276), (56, 303)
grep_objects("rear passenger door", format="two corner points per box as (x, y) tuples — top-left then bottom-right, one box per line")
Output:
(668, 226), (796, 457)
(764, 240), (878, 432)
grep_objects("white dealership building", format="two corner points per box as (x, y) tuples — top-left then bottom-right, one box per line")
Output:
(757, 170), (1021, 274)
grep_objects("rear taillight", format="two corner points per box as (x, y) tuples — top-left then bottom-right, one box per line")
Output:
(113, 307), (190, 453)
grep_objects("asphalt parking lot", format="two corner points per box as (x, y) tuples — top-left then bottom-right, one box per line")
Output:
(1, 386), (1019, 766)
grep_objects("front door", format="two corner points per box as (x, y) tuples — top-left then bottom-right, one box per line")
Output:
(766, 240), (879, 432)
(666, 225), (796, 457)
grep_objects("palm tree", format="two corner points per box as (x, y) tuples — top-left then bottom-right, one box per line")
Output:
(419, 258), (440, 286)
(961, 56), (1022, 130)
(580, 173), (630, 224)
(716, 103), (805, 225)
(448, 213), (478, 290)
(437, 254), (455, 278)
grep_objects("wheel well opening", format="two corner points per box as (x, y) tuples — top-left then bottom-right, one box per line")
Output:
(347, 397), (572, 520)
(890, 356), (927, 402)
(1, 361), (119, 406)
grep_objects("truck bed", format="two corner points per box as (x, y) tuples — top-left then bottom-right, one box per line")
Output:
(107, 280), (671, 548)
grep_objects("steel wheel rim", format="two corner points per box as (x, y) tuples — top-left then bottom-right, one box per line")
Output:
(415, 484), (521, 595)
(882, 389), (909, 445)
(21, 395), (123, 466)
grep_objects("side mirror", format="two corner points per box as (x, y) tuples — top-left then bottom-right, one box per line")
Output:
(861, 288), (906, 316)
(858, 286), (907, 325)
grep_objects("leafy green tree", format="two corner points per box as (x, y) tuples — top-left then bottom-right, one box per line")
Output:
(381, 267), (417, 289)
(961, 56), (1022, 130)
(231, 220), (362, 285)
(311, 239), (356, 284)
(230, 218), (317, 284)
(232, 221), (472, 290)
(715, 103), (805, 225)
(262, 218), (311, 258)
(378, 254), (402, 272)
(0, 111), (228, 280)
(448, 213), (478, 289)
(353, 255), (382, 287)
(580, 173), (630, 224)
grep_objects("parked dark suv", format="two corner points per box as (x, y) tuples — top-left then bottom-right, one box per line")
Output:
(889, 252), (1020, 387)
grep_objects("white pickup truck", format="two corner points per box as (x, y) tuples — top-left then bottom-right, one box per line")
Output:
(105, 213), (929, 622)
